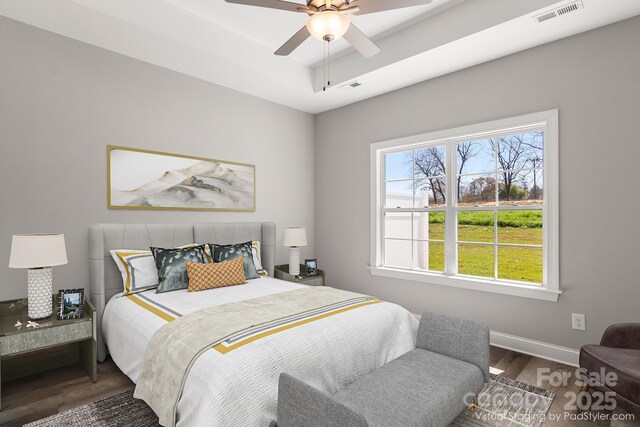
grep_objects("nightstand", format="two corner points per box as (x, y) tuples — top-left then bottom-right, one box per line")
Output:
(274, 264), (325, 286)
(0, 295), (96, 408)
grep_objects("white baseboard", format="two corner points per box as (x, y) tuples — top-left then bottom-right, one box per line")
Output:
(411, 313), (580, 367)
(491, 331), (580, 367)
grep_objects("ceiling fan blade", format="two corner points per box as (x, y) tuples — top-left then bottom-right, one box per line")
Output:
(351, 0), (433, 15)
(225, 0), (308, 13)
(275, 26), (311, 56)
(343, 23), (380, 57)
(338, 5), (360, 14)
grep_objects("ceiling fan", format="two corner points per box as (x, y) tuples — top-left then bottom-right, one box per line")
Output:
(224, 0), (434, 57)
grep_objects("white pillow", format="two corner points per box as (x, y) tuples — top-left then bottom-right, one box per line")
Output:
(251, 241), (267, 276)
(110, 249), (159, 295)
(111, 244), (201, 295)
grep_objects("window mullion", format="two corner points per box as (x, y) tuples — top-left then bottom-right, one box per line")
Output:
(379, 151), (386, 267)
(494, 210), (498, 280)
(444, 140), (457, 276)
(411, 149), (415, 269)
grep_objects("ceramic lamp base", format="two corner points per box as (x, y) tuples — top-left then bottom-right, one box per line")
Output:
(289, 247), (301, 276)
(28, 267), (53, 319)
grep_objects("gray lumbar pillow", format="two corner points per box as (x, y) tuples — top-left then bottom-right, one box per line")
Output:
(151, 245), (206, 293)
(209, 242), (259, 280)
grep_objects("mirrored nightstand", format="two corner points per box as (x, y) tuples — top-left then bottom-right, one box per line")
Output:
(274, 264), (325, 287)
(0, 295), (96, 409)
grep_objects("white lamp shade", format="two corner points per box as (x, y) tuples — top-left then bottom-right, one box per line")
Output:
(9, 234), (68, 268)
(282, 227), (307, 247)
(306, 11), (350, 41)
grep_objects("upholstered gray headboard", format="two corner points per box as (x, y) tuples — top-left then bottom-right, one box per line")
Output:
(89, 222), (276, 362)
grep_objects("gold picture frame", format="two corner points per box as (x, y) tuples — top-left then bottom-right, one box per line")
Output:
(107, 145), (256, 212)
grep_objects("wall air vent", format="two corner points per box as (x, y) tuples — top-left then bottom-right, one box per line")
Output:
(533, 0), (583, 24)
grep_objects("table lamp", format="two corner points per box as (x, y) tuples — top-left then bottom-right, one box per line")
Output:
(282, 227), (307, 276)
(9, 234), (68, 319)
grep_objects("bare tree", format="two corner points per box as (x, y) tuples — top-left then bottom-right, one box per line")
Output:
(410, 142), (482, 206)
(489, 132), (543, 201)
(456, 142), (479, 202)
(414, 148), (446, 206)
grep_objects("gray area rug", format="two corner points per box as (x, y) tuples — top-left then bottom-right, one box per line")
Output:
(451, 374), (555, 427)
(25, 374), (554, 427)
(24, 390), (159, 427)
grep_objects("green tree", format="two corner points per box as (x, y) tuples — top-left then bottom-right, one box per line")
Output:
(464, 176), (496, 203)
(499, 184), (526, 201)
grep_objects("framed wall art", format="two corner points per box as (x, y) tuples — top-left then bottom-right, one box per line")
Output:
(107, 145), (256, 211)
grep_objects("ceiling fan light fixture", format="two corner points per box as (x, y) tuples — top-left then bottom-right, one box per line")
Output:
(306, 11), (350, 41)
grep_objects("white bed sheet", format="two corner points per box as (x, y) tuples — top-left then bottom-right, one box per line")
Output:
(102, 277), (418, 426)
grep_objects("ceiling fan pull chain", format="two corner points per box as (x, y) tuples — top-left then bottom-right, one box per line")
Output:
(327, 40), (331, 87)
(323, 41), (327, 91)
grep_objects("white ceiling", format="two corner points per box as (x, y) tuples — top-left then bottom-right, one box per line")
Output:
(0, 0), (639, 114)
(165, 0), (452, 66)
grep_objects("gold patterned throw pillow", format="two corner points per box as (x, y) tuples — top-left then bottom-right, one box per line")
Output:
(186, 257), (247, 292)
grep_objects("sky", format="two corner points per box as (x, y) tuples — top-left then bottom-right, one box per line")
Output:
(385, 133), (543, 183)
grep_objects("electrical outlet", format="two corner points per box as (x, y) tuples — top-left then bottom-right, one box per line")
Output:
(572, 313), (586, 331)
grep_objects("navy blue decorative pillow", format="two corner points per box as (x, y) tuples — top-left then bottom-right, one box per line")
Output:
(151, 245), (206, 293)
(209, 242), (259, 280)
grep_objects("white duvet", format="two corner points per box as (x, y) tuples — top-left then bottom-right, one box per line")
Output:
(102, 277), (418, 426)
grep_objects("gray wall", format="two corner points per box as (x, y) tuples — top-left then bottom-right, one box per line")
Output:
(0, 17), (315, 301)
(2, 14), (639, 351)
(315, 16), (640, 350)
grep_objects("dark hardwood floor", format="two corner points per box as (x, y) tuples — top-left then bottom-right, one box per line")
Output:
(1, 348), (637, 426)
(1, 356), (133, 426)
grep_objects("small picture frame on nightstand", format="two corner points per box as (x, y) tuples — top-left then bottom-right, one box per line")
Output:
(57, 288), (85, 320)
(305, 259), (318, 276)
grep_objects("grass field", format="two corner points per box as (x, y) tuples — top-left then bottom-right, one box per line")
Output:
(419, 210), (542, 283)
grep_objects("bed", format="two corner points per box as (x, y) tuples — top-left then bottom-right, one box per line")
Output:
(90, 223), (417, 426)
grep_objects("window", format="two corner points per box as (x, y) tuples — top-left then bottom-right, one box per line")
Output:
(370, 111), (559, 301)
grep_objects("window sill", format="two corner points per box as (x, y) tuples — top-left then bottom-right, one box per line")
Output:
(368, 267), (560, 302)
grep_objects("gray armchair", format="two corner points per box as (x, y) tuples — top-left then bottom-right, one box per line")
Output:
(579, 323), (640, 416)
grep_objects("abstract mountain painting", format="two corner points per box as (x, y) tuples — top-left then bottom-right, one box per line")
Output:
(108, 146), (255, 211)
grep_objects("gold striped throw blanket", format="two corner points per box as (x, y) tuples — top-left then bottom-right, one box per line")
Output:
(133, 286), (379, 427)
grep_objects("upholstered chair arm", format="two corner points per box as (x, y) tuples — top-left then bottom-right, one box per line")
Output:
(600, 323), (640, 349)
(417, 312), (491, 383)
(277, 373), (368, 427)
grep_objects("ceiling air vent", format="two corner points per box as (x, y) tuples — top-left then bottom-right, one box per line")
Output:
(536, 11), (557, 23)
(557, 2), (581, 15)
(533, 0), (583, 24)
(339, 81), (363, 90)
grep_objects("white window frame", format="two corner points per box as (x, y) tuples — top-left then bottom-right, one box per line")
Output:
(369, 110), (560, 302)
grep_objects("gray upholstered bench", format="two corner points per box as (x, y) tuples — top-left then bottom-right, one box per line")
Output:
(277, 312), (490, 427)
